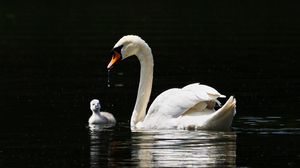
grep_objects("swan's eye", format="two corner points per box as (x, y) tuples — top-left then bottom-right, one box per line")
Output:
(113, 45), (123, 55)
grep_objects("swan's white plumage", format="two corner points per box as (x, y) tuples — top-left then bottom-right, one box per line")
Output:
(142, 83), (234, 130)
(108, 35), (236, 131)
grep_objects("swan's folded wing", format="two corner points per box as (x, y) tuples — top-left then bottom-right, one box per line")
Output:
(146, 83), (225, 120)
(182, 83), (226, 99)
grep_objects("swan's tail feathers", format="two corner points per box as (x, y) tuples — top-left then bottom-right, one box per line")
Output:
(220, 96), (236, 115)
(205, 96), (236, 130)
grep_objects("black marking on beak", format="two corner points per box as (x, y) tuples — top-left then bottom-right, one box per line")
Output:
(112, 45), (123, 56)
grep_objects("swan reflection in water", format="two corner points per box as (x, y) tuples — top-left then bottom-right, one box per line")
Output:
(131, 130), (236, 167)
(89, 126), (236, 167)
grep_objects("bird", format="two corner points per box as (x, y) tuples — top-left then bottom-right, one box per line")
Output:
(107, 35), (236, 131)
(88, 99), (116, 125)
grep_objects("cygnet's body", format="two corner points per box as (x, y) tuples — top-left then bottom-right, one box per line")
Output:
(88, 99), (116, 125)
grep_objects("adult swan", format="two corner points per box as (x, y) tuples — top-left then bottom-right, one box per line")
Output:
(107, 35), (236, 131)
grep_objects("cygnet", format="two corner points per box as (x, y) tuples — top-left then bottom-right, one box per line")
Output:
(88, 99), (116, 125)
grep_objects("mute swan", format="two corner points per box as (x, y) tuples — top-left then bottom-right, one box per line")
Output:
(88, 99), (116, 125)
(107, 35), (236, 131)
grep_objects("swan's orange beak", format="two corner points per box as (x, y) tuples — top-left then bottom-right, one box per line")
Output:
(107, 51), (121, 69)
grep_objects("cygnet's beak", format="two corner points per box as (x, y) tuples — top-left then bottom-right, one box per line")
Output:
(107, 51), (121, 69)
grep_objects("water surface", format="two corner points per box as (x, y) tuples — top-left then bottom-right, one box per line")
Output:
(1, 116), (299, 167)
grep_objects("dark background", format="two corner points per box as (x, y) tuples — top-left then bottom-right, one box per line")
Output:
(1, 0), (299, 125)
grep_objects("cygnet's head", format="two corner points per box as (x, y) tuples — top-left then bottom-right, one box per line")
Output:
(90, 99), (101, 112)
(107, 35), (150, 69)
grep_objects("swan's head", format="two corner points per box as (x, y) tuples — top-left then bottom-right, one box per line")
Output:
(107, 35), (149, 69)
(90, 99), (101, 112)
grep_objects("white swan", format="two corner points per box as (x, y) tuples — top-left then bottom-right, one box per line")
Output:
(107, 35), (236, 131)
(88, 99), (116, 125)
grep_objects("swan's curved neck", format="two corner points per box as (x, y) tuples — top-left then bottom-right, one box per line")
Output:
(131, 45), (153, 127)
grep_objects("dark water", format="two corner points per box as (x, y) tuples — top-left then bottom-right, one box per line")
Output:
(1, 1), (300, 167)
(0, 117), (299, 167)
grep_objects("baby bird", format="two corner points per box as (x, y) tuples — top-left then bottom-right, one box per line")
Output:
(88, 99), (116, 125)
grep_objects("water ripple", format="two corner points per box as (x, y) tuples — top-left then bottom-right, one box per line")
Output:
(233, 116), (300, 135)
